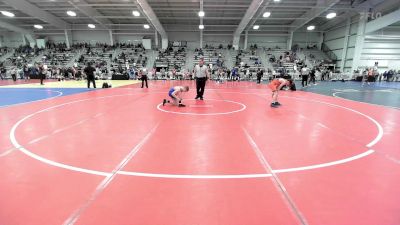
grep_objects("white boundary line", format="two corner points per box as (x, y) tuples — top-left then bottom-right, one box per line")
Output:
(189, 105), (214, 108)
(273, 149), (375, 174)
(116, 171), (273, 179)
(332, 90), (400, 110)
(8, 92), (381, 179)
(0, 89), (63, 108)
(0, 147), (17, 157)
(63, 124), (159, 225)
(243, 127), (308, 225)
(279, 96), (383, 148)
(156, 99), (246, 116)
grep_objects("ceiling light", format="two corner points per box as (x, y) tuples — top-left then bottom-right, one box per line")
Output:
(34, 25), (43, 29)
(132, 10), (140, 17)
(307, 25), (315, 31)
(326, 12), (337, 19)
(198, 11), (205, 17)
(263, 12), (271, 18)
(144, 24), (150, 29)
(88, 24), (96, 29)
(0, 11), (15, 17)
(253, 25), (260, 30)
(199, 24), (204, 29)
(274, 0), (281, 2)
(66, 11), (76, 17)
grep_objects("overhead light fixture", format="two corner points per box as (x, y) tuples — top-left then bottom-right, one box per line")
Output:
(307, 25), (315, 31)
(199, 24), (204, 29)
(198, 11), (205, 17)
(88, 24), (96, 29)
(66, 11), (76, 17)
(0, 11), (15, 17)
(144, 24), (150, 29)
(253, 25), (260, 30)
(34, 25), (43, 29)
(132, 10), (140, 17)
(326, 12), (337, 19)
(263, 12), (271, 18)
(274, 0), (281, 2)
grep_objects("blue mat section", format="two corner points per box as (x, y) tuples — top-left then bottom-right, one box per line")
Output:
(0, 88), (93, 108)
(295, 81), (400, 109)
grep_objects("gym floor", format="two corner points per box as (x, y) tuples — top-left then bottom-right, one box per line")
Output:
(0, 79), (399, 225)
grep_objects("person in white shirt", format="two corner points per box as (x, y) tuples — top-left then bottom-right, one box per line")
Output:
(301, 65), (310, 87)
(194, 58), (210, 100)
(11, 67), (17, 81)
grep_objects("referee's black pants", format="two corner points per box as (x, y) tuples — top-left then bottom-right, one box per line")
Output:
(141, 75), (148, 88)
(301, 75), (309, 87)
(87, 76), (96, 88)
(40, 73), (45, 85)
(257, 75), (262, 84)
(196, 77), (207, 98)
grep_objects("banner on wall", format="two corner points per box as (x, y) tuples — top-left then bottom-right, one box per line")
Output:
(171, 41), (187, 47)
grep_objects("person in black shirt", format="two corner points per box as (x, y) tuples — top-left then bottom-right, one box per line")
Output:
(23, 65), (29, 81)
(84, 63), (96, 88)
(256, 69), (263, 84)
(309, 68), (316, 85)
(38, 63), (46, 85)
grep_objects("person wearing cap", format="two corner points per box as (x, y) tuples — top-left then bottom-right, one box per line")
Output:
(194, 58), (210, 100)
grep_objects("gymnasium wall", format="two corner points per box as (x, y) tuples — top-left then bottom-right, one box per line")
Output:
(247, 35), (288, 49)
(45, 31), (145, 45)
(3, 29), (330, 55)
(324, 15), (400, 72)
(72, 30), (110, 44)
(167, 31), (321, 50)
(46, 34), (67, 43)
(2, 32), (25, 47)
(360, 26), (400, 70)
(293, 32), (321, 48)
(323, 15), (359, 72)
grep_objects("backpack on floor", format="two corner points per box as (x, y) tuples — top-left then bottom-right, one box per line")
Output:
(102, 82), (112, 88)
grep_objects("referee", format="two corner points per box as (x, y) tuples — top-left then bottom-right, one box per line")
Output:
(84, 62), (96, 88)
(194, 58), (210, 100)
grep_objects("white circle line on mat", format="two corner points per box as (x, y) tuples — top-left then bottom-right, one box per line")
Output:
(9, 93), (380, 179)
(156, 99), (246, 116)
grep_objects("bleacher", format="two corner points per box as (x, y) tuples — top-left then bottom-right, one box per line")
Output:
(300, 49), (333, 68)
(0, 47), (11, 58)
(0, 46), (45, 79)
(41, 50), (77, 67)
(263, 49), (304, 79)
(73, 48), (111, 79)
(111, 47), (147, 71)
(234, 49), (263, 73)
(155, 47), (186, 70)
(193, 48), (224, 68)
(3, 52), (36, 67)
